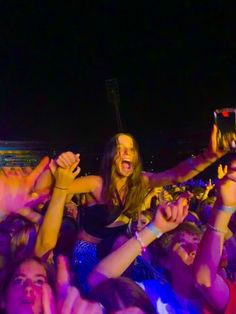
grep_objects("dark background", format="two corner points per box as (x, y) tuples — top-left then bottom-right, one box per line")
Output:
(0, 1), (235, 173)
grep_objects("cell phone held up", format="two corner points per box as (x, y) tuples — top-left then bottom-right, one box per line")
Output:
(214, 108), (236, 152)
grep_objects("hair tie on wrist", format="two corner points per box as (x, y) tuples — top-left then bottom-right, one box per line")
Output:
(146, 222), (163, 238)
(55, 186), (68, 190)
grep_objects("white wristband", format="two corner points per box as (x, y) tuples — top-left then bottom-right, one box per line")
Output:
(146, 222), (163, 238)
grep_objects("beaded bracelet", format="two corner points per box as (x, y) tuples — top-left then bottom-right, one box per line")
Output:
(146, 222), (163, 238)
(207, 223), (227, 234)
(218, 205), (236, 214)
(135, 232), (146, 254)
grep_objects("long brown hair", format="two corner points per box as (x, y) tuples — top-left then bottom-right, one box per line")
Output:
(99, 133), (147, 219)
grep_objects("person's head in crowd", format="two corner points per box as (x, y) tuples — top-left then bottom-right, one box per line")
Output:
(191, 186), (205, 200)
(187, 186), (205, 213)
(1, 256), (55, 314)
(64, 193), (79, 220)
(168, 184), (186, 201)
(151, 220), (231, 283)
(100, 133), (141, 179)
(89, 276), (156, 314)
(197, 197), (215, 225)
(151, 222), (202, 280)
(11, 221), (37, 261)
(130, 210), (153, 234)
(99, 133), (146, 219)
(136, 210), (153, 232)
(0, 215), (37, 265)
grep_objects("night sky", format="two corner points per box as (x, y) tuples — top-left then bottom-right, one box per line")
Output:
(1, 2), (236, 150)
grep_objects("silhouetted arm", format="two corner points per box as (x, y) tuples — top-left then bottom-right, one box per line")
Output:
(194, 158), (236, 311)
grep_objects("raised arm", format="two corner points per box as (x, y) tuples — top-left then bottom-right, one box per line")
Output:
(88, 195), (189, 288)
(144, 125), (226, 187)
(56, 151), (103, 196)
(35, 162), (80, 257)
(193, 158), (236, 311)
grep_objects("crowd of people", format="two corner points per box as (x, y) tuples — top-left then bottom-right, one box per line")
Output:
(0, 124), (236, 313)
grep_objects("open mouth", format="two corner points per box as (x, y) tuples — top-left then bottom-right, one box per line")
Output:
(121, 160), (132, 171)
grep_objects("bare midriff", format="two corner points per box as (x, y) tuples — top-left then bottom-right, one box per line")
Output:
(77, 228), (102, 244)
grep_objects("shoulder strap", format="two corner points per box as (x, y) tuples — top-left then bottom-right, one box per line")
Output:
(114, 188), (125, 209)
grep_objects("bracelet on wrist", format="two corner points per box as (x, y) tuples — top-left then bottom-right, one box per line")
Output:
(135, 232), (146, 254)
(207, 223), (227, 234)
(217, 205), (236, 214)
(146, 222), (163, 238)
(55, 186), (68, 191)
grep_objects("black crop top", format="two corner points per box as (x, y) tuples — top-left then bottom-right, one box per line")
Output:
(80, 203), (129, 238)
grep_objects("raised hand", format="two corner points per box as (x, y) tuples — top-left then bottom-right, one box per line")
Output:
(215, 158), (236, 207)
(217, 163), (228, 179)
(206, 124), (227, 160)
(54, 161), (81, 190)
(205, 178), (215, 192)
(42, 283), (57, 314)
(56, 255), (102, 314)
(153, 193), (189, 233)
(56, 152), (80, 169)
(0, 156), (51, 216)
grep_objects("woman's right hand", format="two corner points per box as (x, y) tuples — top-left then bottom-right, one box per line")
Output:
(54, 162), (81, 189)
(153, 193), (189, 233)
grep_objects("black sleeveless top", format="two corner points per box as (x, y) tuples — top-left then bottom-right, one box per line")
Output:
(80, 203), (129, 238)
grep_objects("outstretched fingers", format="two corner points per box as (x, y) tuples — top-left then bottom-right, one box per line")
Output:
(175, 196), (189, 223)
(42, 283), (57, 314)
(71, 297), (103, 314)
(60, 286), (80, 314)
(56, 255), (71, 299)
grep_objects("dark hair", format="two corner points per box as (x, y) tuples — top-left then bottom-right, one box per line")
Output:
(1, 256), (55, 298)
(150, 222), (202, 268)
(88, 276), (156, 314)
(0, 214), (38, 262)
(99, 133), (147, 219)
